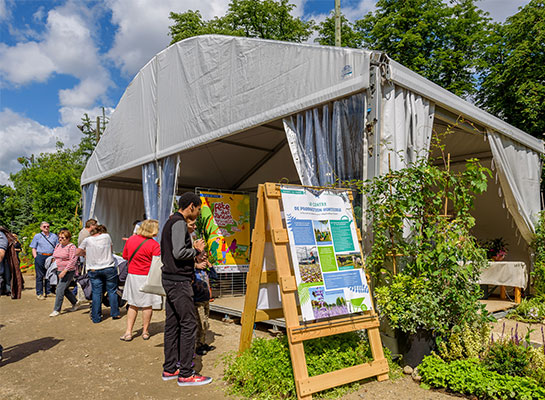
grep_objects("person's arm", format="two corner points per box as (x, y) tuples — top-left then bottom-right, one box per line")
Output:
(30, 234), (37, 258)
(76, 238), (86, 257)
(65, 245), (78, 272)
(0, 234), (8, 263)
(171, 220), (198, 260)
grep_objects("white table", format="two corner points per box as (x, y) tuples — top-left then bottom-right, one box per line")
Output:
(478, 261), (528, 303)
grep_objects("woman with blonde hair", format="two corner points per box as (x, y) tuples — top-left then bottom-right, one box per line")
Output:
(120, 219), (162, 341)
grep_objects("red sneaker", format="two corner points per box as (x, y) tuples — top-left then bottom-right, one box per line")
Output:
(177, 374), (213, 386)
(162, 369), (179, 381)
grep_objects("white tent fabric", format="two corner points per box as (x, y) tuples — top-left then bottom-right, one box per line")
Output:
(83, 58), (158, 183)
(158, 155), (179, 239)
(81, 35), (372, 185)
(283, 92), (367, 186)
(387, 59), (543, 153)
(94, 186), (145, 252)
(82, 183), (98, 223)
(380, 84), (435, 173)
(142, 162), (159, 220)
(487, 129), (541, 244)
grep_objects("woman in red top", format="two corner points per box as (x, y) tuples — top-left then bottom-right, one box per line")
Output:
(120, 219), (161, 341)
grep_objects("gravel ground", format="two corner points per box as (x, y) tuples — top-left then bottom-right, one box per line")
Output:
(0, 274), (460, 400)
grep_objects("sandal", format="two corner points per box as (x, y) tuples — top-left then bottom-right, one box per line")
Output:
(142, 332), (151, 340)
(119, 333), (133, 342)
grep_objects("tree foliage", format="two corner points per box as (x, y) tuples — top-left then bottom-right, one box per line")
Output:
(169, 0), (314, 44)
(315, 12), (362, 48)
(354, 0), (490, 98)
(477, 0), (545, 137)
(0, 110), (106, 252)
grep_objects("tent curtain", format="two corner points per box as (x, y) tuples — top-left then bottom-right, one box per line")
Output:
(380, 84), (435, 173)
(487, 129), (541, 244)
(283, 92), (367, 186)
(158, 155), (179, 239)
(82, 183), (98, 222)
(142, 161), (159, 220)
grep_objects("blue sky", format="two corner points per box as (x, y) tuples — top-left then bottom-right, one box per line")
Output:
(0, 0), (531, 184)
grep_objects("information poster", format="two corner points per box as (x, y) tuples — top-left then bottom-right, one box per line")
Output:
(281, 185), (372, 321)
(198, 191), (250, 273)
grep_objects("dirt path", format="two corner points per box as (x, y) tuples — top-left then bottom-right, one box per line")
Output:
(0, 274), (458, 400)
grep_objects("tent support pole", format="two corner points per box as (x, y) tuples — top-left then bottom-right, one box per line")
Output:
(231, 139), (287, 190)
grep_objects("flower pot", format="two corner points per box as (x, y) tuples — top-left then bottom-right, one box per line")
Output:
(397, 329), (436, 368)
(492, 254), (505, 261)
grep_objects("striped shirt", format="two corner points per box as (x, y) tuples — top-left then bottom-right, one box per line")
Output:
(52, 243), (78, 271)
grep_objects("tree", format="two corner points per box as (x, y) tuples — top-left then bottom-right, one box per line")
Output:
(2, 110), (106, 243)
(315, 12), (363, 48)
(169, 0), (314, 45)
(0, 185), (17, 228)
(355, 0), (490, 98)
(477, 1), (545, 138)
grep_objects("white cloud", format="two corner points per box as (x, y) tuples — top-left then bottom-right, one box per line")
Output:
(0, 106), (113, 185)
(0, 0), (9, 21)
(0, 42), (55, 84)
(0, 109), (61, 184)
(0, 1), (111, 108)
(105, 0), (231, 77)
(59, 75), (111, 109)
(477, 0), (530, 22)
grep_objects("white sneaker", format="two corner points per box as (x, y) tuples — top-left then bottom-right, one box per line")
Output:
(67, 302), (80, 312)
(49, 310), (60, 317)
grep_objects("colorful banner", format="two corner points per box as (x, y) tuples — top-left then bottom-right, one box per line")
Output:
(198, 191), (250, 273)
(281, 185), (372, 322)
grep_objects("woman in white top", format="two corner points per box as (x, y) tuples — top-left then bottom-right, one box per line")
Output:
(78, 225), (120, 323)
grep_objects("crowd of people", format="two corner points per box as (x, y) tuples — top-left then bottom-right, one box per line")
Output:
(2, 192), (215, 386)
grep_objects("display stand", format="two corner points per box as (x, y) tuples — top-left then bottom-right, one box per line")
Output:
(239, 183), (389, 400)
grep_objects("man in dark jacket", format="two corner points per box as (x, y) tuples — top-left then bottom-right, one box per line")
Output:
(160, 192), (212, 386)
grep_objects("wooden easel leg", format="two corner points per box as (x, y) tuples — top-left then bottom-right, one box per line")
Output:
(514, 287), (521, 304)
(500, 286), (506, 300)
(239, 186), (267, 354)
(368, 324), (389, 382)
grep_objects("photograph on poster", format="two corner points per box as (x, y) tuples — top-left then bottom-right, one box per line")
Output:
(296, 246), (323, 284)
(309, 287), (349, 319)
(335, 252), (364, 270)
(313, 220), (332, 244)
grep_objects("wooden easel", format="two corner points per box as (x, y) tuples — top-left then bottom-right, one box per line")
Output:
(239, 183), (389, 400)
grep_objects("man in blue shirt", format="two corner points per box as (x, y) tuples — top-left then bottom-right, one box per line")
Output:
(30, 221), (58, 299)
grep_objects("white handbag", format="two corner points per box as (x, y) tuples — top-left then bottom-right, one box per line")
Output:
(139, 255), (166, 296)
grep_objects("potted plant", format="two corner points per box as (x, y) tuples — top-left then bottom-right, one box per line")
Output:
(375, 273), (440, 366)
(360, 152), (492, 367)
(485, 238), (508, 261)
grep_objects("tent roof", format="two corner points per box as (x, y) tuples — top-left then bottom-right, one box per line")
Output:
(387, 59), (543, 153)
(81, 35), (543, 186)
(81, 35), (372, 185)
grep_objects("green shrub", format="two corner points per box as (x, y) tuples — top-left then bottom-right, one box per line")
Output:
(437, 321), (491, 361)
(531, 212), (545, 297)
(508, 297), (545, 323)
(482, 338), (530, 377)
(419, 356), (545, 400)
(223, 332), (399, 399)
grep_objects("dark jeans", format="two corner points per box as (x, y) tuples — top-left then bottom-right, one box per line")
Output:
(35, 254), (51, 296)
(163, 280), (197, 378)
(88, 267), (119, 323)
(0, 259), (11, 295)
(53, 270), (77, 312)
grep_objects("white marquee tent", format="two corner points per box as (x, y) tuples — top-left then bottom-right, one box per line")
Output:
(81, 35), (543, 275)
